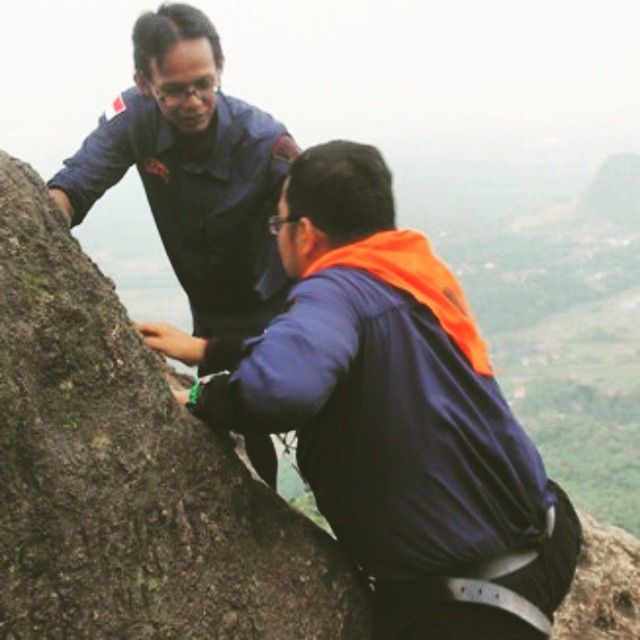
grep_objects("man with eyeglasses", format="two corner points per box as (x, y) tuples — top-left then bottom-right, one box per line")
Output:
(139, 140), (581, 639)
(48, 3), (299, 488)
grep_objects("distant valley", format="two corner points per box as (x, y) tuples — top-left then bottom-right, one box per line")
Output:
(434, 152), (640, 535)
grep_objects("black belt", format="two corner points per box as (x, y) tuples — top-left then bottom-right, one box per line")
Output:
(438, 505), (556, 636)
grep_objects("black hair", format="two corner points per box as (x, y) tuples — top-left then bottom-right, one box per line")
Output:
(286, 140), (396, 246)
(132, 3), (223, 78)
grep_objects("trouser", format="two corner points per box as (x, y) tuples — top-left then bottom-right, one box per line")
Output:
(192, 306), (279, 489)
(372, 481), (582, 640)
(243, 432), (278, 489)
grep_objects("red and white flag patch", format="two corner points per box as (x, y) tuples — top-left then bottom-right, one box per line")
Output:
(104, 94), (127, 121)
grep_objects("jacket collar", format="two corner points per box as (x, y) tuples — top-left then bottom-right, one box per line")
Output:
(304, 229), (493, 376)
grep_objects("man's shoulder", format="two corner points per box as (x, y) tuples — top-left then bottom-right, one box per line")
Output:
(94, 87), (162, 156)
(101, 87), (157, 126)
(221, 94), (287, 142)
(294, 267), (404, 316)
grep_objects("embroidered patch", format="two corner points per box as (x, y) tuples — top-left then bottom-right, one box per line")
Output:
(142, 157), (171, 185)
(104, 94), (127, 121)
(271, 134), (300, 163)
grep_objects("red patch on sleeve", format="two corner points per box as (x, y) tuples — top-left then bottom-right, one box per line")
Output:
(113, 95), (126, 114)
(271, 135), (300, 163)
(104, 93), (127, 121)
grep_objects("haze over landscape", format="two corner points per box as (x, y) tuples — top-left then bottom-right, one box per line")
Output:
(2, 1), (639, 534)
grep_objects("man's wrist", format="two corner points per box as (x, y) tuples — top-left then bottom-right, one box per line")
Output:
(186, 378), (203, 412)
(188, 373), (237, 430)
(191, 337), (207, 365)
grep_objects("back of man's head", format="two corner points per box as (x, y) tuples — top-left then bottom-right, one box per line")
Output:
(133, 3), (223, 78)
(287, 140), (396, 247)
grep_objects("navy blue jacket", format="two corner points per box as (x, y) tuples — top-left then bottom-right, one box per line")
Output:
(197, 266), (555, 581)
(49, 88), (295, 335)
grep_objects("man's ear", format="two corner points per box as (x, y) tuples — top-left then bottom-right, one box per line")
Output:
(134, 71), (152, 97)
(215, 57), (225, 91)
(298, 217), (331, 261)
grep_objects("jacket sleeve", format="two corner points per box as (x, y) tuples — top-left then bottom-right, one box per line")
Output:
(193, 275), (361, 433)
(47, 97), (137, 225)
(268, 133), (300, 186)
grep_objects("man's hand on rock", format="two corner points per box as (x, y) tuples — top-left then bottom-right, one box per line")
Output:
(171, 387), (191, 406)
(48, 188), (74, 227)
(135, 322), (206, 366)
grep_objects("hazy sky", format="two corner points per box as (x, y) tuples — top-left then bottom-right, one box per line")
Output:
(2, 0), (638, 337)
(3, 0), (639, 177)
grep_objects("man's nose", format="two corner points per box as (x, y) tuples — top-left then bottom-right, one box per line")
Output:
(184, 89), (203, 106)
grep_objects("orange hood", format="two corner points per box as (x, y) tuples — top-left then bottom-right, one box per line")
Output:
(303, 229), (492, 376)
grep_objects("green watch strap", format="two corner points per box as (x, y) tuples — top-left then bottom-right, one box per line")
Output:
(187, 379), (202, 408)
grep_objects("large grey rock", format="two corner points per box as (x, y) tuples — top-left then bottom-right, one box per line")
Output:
(0, 151), (371, 639)
(553, 514), (640, 639)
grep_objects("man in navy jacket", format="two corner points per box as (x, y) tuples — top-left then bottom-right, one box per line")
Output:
(140, 140), (581, 639)
(49, 3), (299, 487)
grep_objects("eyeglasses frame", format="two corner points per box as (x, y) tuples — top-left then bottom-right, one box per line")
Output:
(150, 76), (219, 108)
(268, 214), (302, 236)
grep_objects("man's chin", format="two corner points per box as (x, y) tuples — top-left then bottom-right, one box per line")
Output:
(175, 114), (213, 136)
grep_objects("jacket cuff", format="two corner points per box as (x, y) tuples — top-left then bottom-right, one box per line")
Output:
(190, 373), (282, 435)
(46, 181), (88, 226)
(200, 337), (246, 375)
(190, 373), (237, 431)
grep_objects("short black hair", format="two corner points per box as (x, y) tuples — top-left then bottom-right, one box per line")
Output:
(286, 140), (396, 246)
(132, 3), (223, 79)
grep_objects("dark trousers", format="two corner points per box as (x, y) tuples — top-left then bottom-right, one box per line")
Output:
(193, 309), (279, 490)
(244, 432), (278, 489)
(373, 482), (582, 640)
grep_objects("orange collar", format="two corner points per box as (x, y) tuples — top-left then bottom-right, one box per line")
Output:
(304, 229), (492, 376)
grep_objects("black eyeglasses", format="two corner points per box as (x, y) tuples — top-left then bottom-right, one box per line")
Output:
(153, 75), (219, 107)
(268, 214), (301, 236)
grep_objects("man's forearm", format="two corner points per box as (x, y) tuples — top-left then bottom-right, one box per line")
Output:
(189, 374), (287, 435)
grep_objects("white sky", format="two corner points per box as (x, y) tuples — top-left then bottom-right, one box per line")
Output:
(2, 0), (639, 340)
(3, 0), (640, 177)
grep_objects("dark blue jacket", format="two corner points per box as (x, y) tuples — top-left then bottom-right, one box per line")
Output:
(49, 88), (295, 335)
(202, 266), (554, 581)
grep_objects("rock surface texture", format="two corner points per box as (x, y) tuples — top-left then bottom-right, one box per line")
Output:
(554, 514), (639, 639)
(0, 151), (371, 638)
(0, 151), (638, 639)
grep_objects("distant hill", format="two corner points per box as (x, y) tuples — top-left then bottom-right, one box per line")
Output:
(577, 153), (640, 227)
(426, 154), (640, 537)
